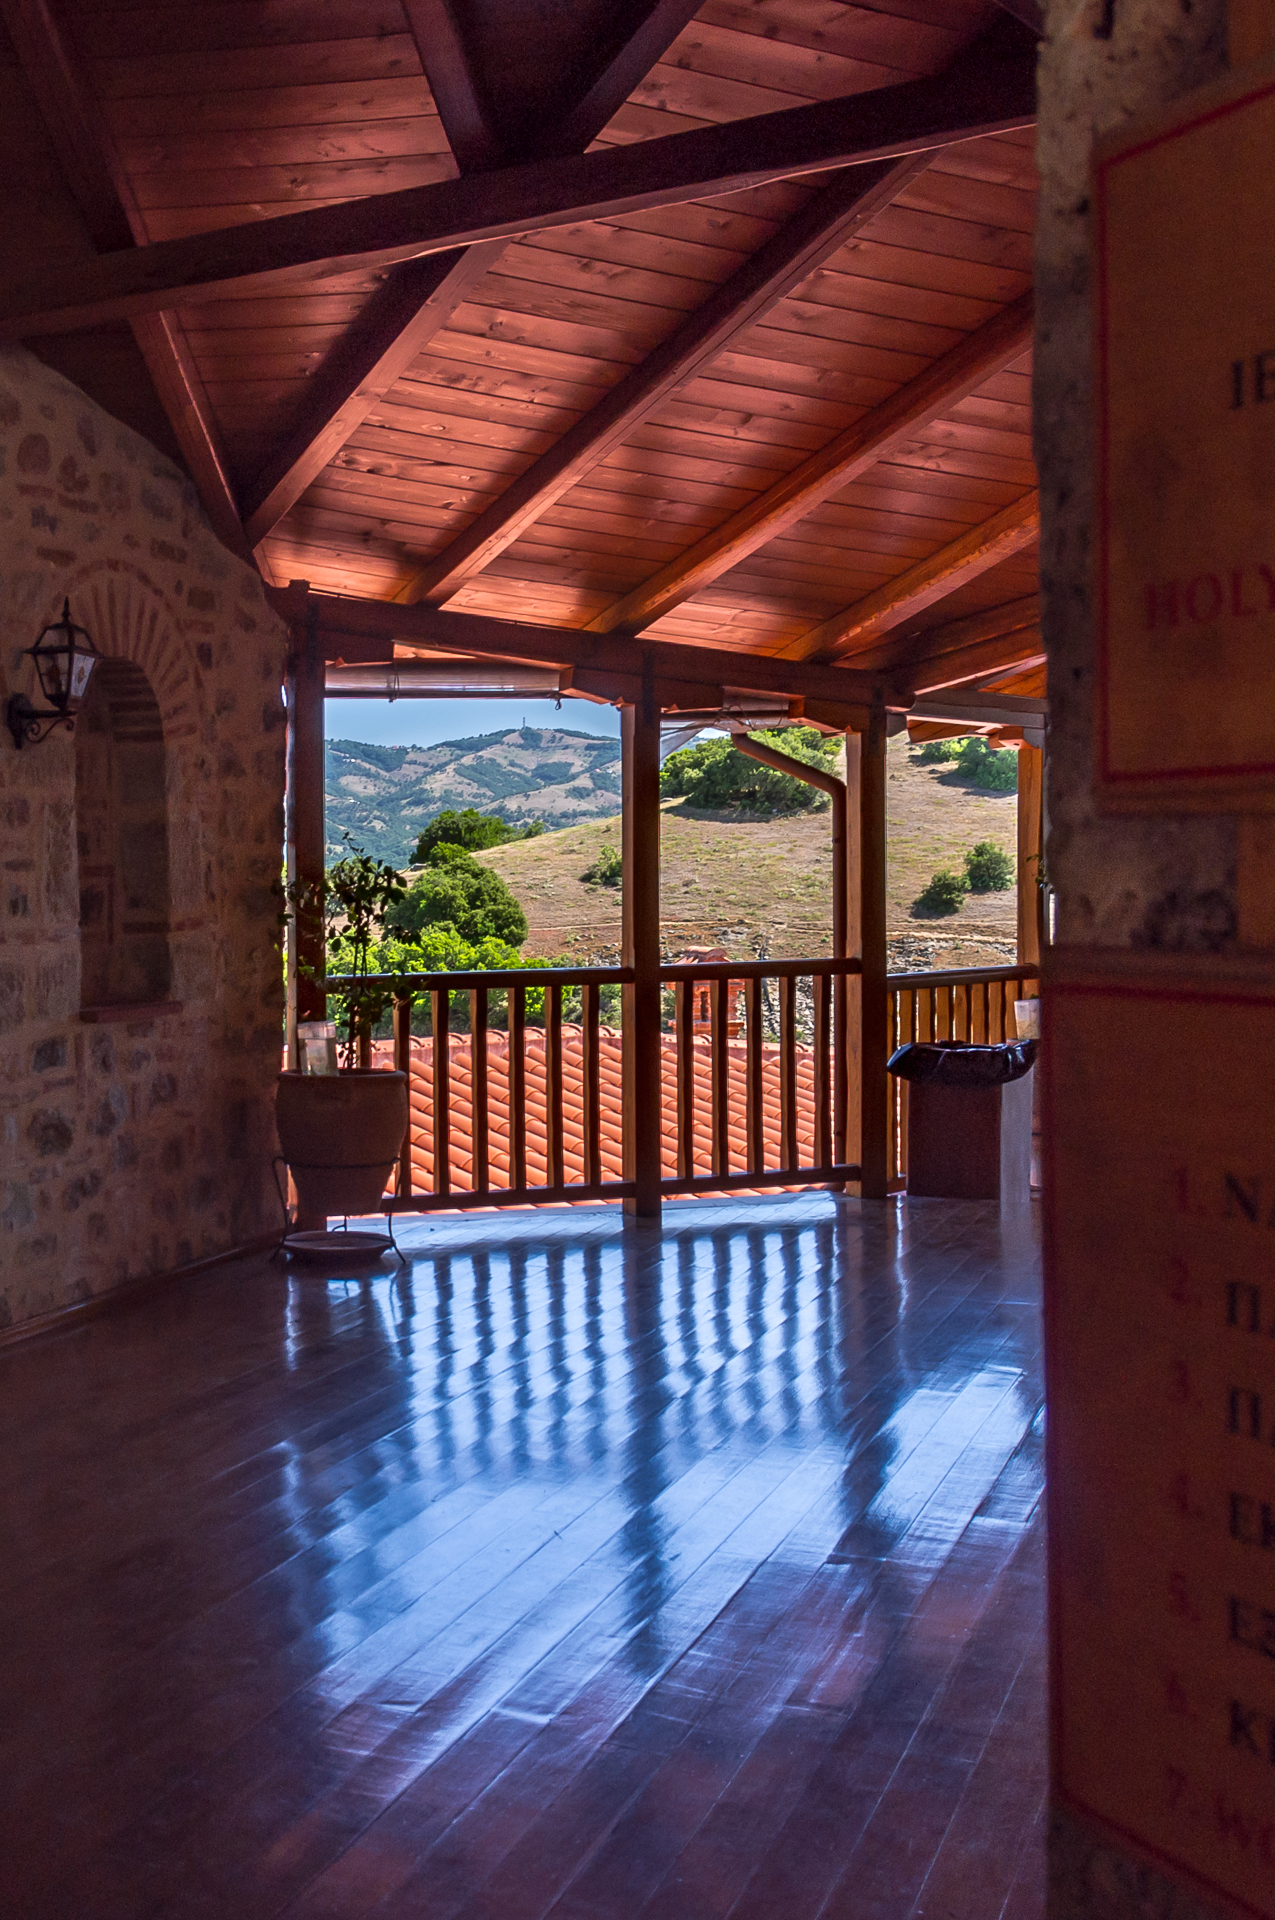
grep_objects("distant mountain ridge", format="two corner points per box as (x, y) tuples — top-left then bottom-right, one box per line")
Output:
(325, 726), (622, 865)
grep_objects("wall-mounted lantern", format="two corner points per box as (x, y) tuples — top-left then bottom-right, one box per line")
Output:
(6, 599), (100, 749)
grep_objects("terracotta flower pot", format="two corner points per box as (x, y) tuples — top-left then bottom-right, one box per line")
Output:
(276, 1069), (409, 1220)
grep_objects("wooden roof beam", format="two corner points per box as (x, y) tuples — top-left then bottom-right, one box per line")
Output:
(0, 0), (249, 562)
(779, 490), (1040, 663)
(269, 589), (910, 710)
(847, 594), (1040, 674)
(586, 294), (1035, 635)
(0, 32), (1037, 337)
(909, 628), (1046, 696)
(242, 0), (717, 552)
(397, 153), (932, 606)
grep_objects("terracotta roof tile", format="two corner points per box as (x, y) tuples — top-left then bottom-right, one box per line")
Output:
(368, 1026), (825, 1200)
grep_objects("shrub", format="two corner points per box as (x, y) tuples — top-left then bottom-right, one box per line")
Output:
(660, 727), (835, 814)
(912, 736), (964, 764)
(413, 807), (541, 863)
(385, 841), (527, 945)
(954, 736), (1018, 792)
(915, 869), (969, 915)
(964, 840), (1014, 892)
(580, 842), (623, 887)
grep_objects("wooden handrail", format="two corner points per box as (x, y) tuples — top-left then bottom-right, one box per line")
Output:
(886, 963), (1040, 991)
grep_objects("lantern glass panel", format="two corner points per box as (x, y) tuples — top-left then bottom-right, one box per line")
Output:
(69, 648), (96, 701)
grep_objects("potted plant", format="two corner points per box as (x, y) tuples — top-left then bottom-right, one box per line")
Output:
(277, 839), (411, 1222)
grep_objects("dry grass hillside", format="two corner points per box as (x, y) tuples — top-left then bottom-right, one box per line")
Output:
(473, 734), (1021, 971)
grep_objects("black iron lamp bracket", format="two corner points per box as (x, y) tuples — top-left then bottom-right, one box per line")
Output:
(6, 695), (76, 751)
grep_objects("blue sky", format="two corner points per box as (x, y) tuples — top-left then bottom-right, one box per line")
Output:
(324, 694), (622, 751)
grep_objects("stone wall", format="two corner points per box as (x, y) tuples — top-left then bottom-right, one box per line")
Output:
(1035, 3), (1231, 1918)
(0, 344), (287, 1333)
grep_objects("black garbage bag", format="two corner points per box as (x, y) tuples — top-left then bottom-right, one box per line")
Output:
(886, 1038), (1038, 1088)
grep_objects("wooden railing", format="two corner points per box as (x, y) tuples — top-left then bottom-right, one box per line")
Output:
(326, 955), (862, 1212)
(660, 956), (861, 1197)
(323, 956), (1036, 1213)
(886, 963), (1040, 1188)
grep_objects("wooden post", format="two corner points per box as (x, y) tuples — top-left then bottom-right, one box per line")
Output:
(1016, 742), (1044, 969)
(287, 590), (326, 1027)
(284, 582), (326, 1231)
(849, 712), (889, 1198)
(622, 671), (662, 1218)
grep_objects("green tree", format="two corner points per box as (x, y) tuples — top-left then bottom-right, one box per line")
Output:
(581, 843), (622, 887)
(915, 869), (969, 915)
(954, 736), (1018, 792)
(386, 841), (527, 945)
(413, 807), (543, 862)
(660, 727), (836, 814)
(965, 840), (1014, 892)
(911, 737), (962, 764)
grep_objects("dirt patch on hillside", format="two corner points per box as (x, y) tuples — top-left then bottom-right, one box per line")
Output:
(475, 734), (1021, 968)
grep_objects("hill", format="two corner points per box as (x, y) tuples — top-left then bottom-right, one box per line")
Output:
(476, 734), (1020, 972)
(324, 726), (622, 864)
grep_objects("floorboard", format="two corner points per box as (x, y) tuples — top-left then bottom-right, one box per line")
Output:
(0, 1192), (1045, 1919)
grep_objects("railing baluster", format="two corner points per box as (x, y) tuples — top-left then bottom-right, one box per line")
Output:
(833, 966), (848, 1173)
(745, 975), (764, 1175)
(675, 980), (694, 1179)
(430, 986), (450, 1197)
(394, 990), (413, 1200)
(583, 980), (601, 1187)
(710, 976), (731, 1177)
(546, 980), (564, 1189)
(778, 973), (798, 1172)
(510, 982), (527, 1192)
(470, 984), (489, 1194)
(814, 969), (832, 1170)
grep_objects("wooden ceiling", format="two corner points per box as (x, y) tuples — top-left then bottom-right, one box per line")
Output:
(0, 0), (1045, 703)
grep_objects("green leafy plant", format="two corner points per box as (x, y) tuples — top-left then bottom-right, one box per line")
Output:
(915, 869), (969, 916)
(964, 840), (1015, 892)
(413, 807), (543, 862)
(912, 736), (963, 764)
(580, 842), (623, 887)
(283, 836), (408, 1066)
(954, 735), (1018, 791)
(386, 840), (528, 945)
(660, 727), (836, 815)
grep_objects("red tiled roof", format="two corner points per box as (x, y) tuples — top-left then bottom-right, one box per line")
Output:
(369, 1028), (824, 1198)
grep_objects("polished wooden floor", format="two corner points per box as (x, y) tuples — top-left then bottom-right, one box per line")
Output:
(1, 1195), (1046, 1920)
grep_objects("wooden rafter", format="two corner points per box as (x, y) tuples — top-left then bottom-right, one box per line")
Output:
(849, 595), (1041, 675)
(0, 38), (1037, 338)
(400, 0), (506, 171)
(269, 589), (909, 712)
(780, 491), (1041, 662)
(242, 245), (505, 550)
(909, 628), (1046, 695)
(399, 154), (933, 607)
(0, 0), (249, 561)
(243, 0), (713, 552)
(585, 293), (1035, 635)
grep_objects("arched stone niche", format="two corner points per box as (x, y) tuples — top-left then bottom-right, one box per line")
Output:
(60, 564), (210, 1009)
(76, 656), (171, 1009)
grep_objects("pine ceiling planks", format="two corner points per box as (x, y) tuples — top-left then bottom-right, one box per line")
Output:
(4, 0), (1044, 683)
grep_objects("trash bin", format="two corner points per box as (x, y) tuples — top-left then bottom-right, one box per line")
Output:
(887, 1039), (1038, 1205)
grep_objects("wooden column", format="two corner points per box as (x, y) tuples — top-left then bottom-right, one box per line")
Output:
(849, 713), (889, 1198)
(621, 671), (662, 1219)
(1016, 742), (1044, 969)
(285, 585), (326, 1027)
(283, 586), (327, 1231)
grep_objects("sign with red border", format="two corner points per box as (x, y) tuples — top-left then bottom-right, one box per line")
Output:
(1046, 951), (1275, 1918)
(1096, 60), (1275, 809)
